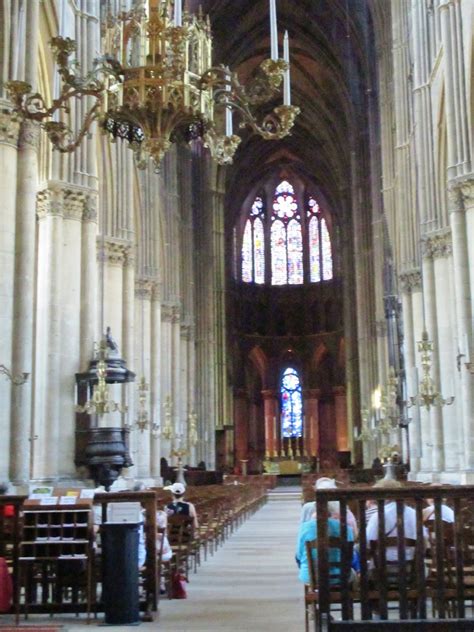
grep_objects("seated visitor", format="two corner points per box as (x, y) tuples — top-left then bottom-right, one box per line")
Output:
(165, 482), (199, 529)
(300, 477), (358, 538)
(366, 478), (427, 566)
(296, 500), (355, 585)
(422, 497), (454, 523)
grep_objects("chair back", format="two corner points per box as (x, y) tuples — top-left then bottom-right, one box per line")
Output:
(305, 536), (354, 590)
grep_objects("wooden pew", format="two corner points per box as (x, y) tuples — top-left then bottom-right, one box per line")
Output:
(310, 484), (474, 631)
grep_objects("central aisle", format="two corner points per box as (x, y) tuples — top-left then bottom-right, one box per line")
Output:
(158, 490), (304, 631)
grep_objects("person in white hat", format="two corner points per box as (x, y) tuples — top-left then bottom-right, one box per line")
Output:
(164, 482), (199, 529)
(300, 477), (358, 538)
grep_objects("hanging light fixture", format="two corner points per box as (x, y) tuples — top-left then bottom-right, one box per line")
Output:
(407, 330), (454, 411)
(6, 0), (299, 171)
(188, 409), (198, 447)
(75, 338), (128, 418)
(162, 395), (174, 440)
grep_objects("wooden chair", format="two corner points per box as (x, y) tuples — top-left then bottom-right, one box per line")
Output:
(304, 536), (355, 631)
(368, 537), (420, 618)
(167, 515), (196, 579)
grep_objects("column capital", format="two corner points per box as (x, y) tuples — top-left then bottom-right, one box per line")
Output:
(0, 110), (20, 147)
(135, 278), (154, 299)
(171, 305), (181, 324)
(332, 386), (346, 396)
(448, 175), (474, 211)
(83, 195), (98, 222)
(421, 229), (452, 259)
(161, 302), (174, 322)
(180, 324), (192, 340)
(398, 269), (422, 293)
(99, 238), (131, 266)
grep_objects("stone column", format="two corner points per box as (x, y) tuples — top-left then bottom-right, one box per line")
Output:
(135, 279), (152, 479)
(34, 186), (64, 480)
(234, 389), (249, 465)
(449, 182), (474, 469)
(399, 270), (422, 474)
(171, 305), (181, 449)
(0, 109), (19, 482)
(439, 0), (471, 180)
(80, 196), (98, 369)
(262, 389), (278, 458)
(10, 120), (40, 483)
(149, 283), (162, 480)
(421, 238), (444, 473)
(304, 389), (321, 458)
(160, 304), (173, 462)
(333, 386), (348, 452)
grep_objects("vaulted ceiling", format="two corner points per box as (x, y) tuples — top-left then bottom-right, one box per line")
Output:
(192, 0), (385, 225)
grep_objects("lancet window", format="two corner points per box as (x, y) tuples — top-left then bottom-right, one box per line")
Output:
(280, 367), (303, 438)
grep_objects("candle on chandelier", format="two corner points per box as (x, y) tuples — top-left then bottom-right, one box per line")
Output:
(225, 68), (233, 136)
(283, 30), (291, 106)
(174, 0), (182, 26)
(269, 0), (278, 60)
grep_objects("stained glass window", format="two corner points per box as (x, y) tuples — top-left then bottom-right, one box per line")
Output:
(281, 367), (303, 438)
(271, 180), (303, 285)
(307, 196), (333, 283)
(241, 196), (265, 283)
(321, 218), (333, 280)
(242, 220), (253, 282)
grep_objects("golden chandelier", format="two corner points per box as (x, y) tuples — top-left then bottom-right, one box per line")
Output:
(6, 0), (299, 170)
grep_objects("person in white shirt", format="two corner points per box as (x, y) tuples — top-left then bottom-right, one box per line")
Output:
(300, 477), (358, 538)
(422, 498), (455, 523)
(366, 478), (427, 563)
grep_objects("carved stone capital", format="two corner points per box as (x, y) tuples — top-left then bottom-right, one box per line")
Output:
(36, 188), (64, 219)
(0, 111), (20, 147)
(124, 247), (136, 268)
(180, 324), (191, 340)
(63, 189), (87, 221)
(398, 269), (422, 293)
(18, 120), (40, 150)
(448, 176), (474, 212)
(135, 278), (154, 300)
(161, 303), (174, 322)
(100, 238), (130, 266)
(83, 195), (98, 222)
(171, 305), (181, 324)
(151, 282), (162, 302)
(422, 229), (452, 259)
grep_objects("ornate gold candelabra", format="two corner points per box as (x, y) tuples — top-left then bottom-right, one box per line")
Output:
(407, 330), (454, 411)
(135, 376), (150, 432)
(161, 395), (174, 440)
(188, 410), (198, 448)
(6, 2), (299, 171)
(75, 338), (127, 418)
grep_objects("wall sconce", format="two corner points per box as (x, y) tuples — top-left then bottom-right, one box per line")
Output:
(0, 364), (29, 385)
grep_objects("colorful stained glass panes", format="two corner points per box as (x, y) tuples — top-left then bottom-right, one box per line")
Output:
(242, 220), (253, 282)
(281, 367), (303, 438)
(321, 218), (333, 280)
(287, 219), (303, 284)
(251, 196), (263, 216)
(273, 180), (298, 219)
(253, 217), (265, 284)
(271, 220), (287, 285)
(309, 216), (321, 282)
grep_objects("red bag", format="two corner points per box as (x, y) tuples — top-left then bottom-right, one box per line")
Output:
(171, 572), (187, 599)
(0, 557), (12, 613)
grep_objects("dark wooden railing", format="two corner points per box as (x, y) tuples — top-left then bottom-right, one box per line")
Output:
(312, 485), (474, 631)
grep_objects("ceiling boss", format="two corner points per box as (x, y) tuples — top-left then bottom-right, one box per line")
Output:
(6, 0), (299, 170)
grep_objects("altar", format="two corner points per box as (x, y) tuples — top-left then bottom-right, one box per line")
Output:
(263, 458), (312, 475)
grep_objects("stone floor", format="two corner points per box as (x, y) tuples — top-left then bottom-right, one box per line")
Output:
(4, 489), (305, 631)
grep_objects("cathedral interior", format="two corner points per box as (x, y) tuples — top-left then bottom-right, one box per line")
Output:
(0, 0), (473, 490)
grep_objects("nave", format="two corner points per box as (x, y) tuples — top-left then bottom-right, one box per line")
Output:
(158, 489), (302, 631)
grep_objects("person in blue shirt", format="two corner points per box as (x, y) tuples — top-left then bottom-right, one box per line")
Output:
(296, 500), (355, 585)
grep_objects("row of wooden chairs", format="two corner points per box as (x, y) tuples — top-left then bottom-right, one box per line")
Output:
(304, 486), (474, 631)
